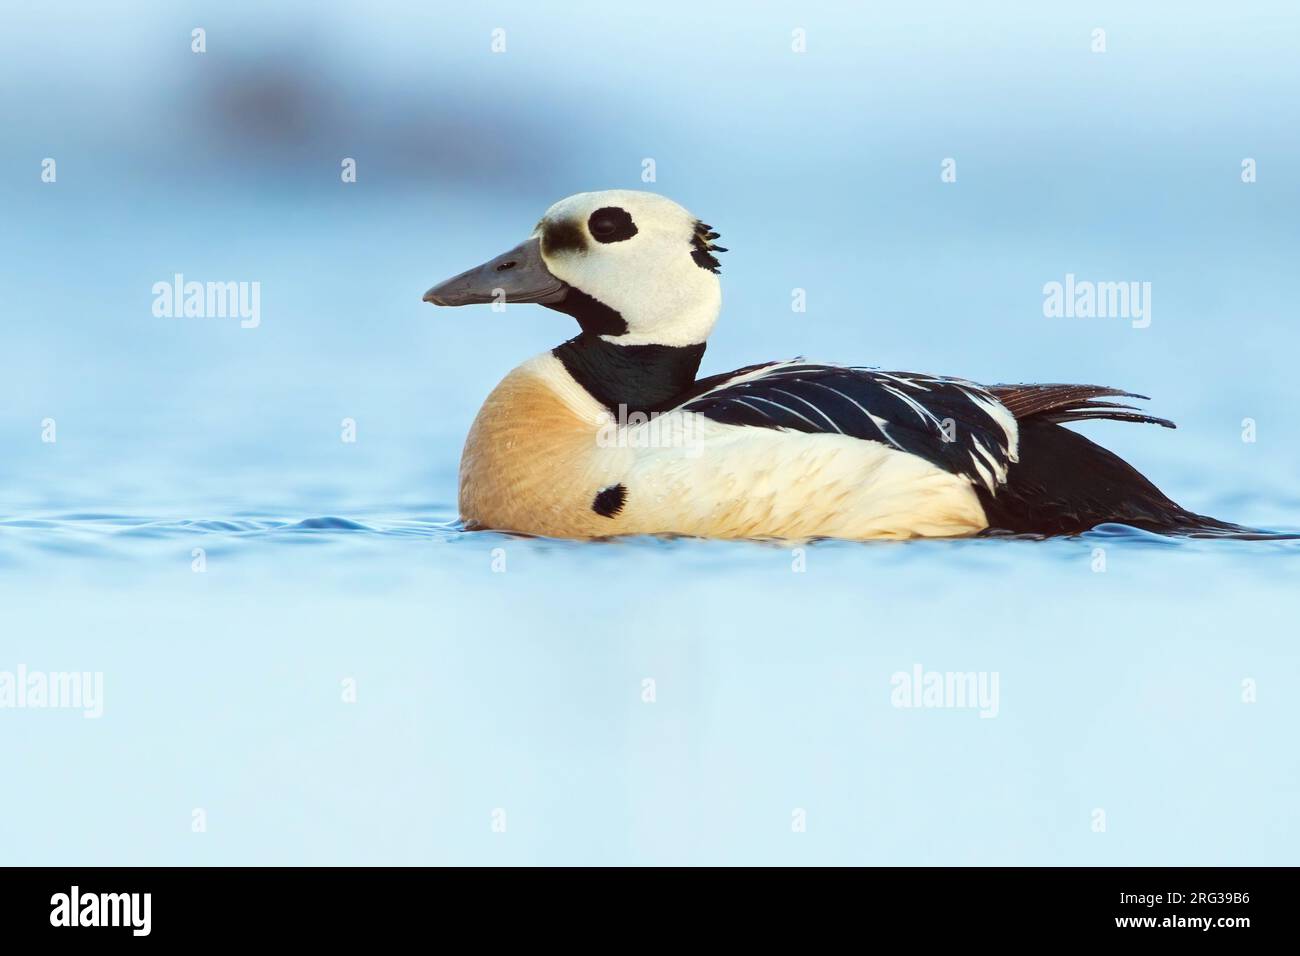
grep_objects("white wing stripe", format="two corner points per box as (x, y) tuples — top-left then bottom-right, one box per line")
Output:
(803, 381), (890, 439)
(727, 397), (779, 421)
(879, 382), (944, 428)
(767, 387), (844, 434)
(734, 395), (824, 430)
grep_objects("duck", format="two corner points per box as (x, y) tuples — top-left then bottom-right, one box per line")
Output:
(423, 189), (1241, 540)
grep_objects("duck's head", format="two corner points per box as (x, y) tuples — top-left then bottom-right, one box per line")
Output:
(424, 190), (725, 347)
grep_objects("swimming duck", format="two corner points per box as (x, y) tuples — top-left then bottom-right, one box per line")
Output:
(424, 190), (1236, 540)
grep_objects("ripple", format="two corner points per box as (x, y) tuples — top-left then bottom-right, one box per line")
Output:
(2, 510), (1299, 570)
(287, 516), (372, 532)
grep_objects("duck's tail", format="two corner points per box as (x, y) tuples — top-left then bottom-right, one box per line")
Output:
(977, 384), (1256, 537)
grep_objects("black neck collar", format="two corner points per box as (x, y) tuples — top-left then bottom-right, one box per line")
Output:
(552, 333), (706, 416)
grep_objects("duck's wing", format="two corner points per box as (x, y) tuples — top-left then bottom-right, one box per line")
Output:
(678, 362), (1019, 493)
(676, 365), (1249, 536)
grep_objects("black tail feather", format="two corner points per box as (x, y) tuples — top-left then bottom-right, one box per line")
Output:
(1042, 401), (1177, 429)
(977, 419), (1247, 537)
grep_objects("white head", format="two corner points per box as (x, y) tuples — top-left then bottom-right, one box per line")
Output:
(424, 190), (725, 347)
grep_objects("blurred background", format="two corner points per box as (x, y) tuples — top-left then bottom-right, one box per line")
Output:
(1, 1), (1298, 865)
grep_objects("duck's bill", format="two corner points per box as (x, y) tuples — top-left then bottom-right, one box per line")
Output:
(422, 237), (567, 307)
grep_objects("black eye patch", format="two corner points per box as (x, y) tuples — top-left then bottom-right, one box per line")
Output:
(587, 207), (638, 243)
(542, 219), (587, 256)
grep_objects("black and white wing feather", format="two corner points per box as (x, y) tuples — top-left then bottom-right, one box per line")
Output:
(680, 362), (1019, 492)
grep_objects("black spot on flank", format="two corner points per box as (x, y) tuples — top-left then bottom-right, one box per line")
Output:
(544, 287), (629, 336)
(592, 483), (627, 518)
(691, 220), (725, 273)
(541, 219), (587, 256)
(588, 206), (638, 243)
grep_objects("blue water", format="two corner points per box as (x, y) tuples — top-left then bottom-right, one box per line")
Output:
(3, 506), (1299, 864)
(3, 1), (1299, 864)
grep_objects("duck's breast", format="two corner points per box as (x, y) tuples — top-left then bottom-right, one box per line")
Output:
(458, 353), (634, 538)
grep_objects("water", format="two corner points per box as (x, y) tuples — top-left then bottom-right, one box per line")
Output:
(3, 1), (1299, 865)
(3, 495), (1298, 864)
